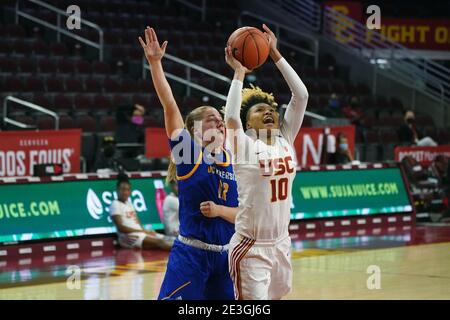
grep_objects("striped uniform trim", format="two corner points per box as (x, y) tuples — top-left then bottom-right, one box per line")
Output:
(161, 281), (192, 300)
(229, 237), (255, 300)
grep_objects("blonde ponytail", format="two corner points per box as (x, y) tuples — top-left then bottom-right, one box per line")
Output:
(166, 157), (177, 184)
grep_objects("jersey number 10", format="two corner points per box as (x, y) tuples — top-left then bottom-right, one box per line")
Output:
(270, 178), (288, 202)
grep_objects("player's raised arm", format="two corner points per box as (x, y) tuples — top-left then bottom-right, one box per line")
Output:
(224, 46), (251, 130)
(262, 24), (309, 144)
(139, 27), (184, 138)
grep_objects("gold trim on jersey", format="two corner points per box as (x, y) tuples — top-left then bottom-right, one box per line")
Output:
(176, 150), (203, 181)
(215, 148), (231, 167)
(161, 281), (192, 300)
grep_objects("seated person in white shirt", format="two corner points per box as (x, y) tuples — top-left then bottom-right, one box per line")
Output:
(110, 174), (173, 251)
(162, 179), (179, 236)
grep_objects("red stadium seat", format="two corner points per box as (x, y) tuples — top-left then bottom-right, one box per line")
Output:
(99, 116), (117, 132)
(25, 77), (45, 92)
(54, 94), (73, 111)
(18, 58), (35, 73)
(31, 40), (49, 56)
(92, 61), (111, 74)
(50, 43), (68, 56)
(59, 115), (76, 129)
(38, 58), (57, 73)
(76, 115), (97, 132)
(58, 59), (76, 73)
(93, 95), (112, 111)
(84, 78), (102, 92)
(37, 115), (56, 130)
(65, 78), (84, 92)
(76, 59), (92, 74)
(74, 94), (93, 111)
(46, 77), (65, 92)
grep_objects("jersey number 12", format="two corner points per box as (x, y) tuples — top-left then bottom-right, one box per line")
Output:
(218, 181), (229, 201)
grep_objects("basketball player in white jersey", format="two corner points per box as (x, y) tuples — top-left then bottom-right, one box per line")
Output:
(110, 173), (174, 251)
(224, 24), (308, 300)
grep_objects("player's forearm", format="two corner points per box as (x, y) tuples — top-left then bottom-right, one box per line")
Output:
(269, 48), (282, 63)
(275, 57), (308, 101)
(217, 205), (238, 224)
(148, 60), (184, 136)
(224, 79), (244, 129)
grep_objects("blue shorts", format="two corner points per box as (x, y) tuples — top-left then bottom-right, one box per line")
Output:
(158, 239), (234, 300)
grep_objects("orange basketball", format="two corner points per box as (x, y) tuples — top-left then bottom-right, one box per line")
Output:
(227, 26), (269, 70)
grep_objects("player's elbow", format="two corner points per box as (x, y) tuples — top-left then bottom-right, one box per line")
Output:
(225, 117), (241, 129)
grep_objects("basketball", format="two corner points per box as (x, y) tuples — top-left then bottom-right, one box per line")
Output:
(227, 26), (270, 70)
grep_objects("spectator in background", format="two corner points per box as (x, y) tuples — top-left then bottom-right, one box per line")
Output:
(110, 173), (174, 251)
(326, 93), (341, 117)
(397, 110), (437, 147)
(115, 103), (146, 144)
(94, 135), (118, 173)
(162, 178), (179, 237)
(328, 132), (353, 164)
(342, 96), (365, 141)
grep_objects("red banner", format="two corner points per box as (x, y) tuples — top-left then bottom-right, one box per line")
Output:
(324, 1), (362, 22)
(395, 145), (450, 165)
(294, 125), (355, 167)
(0, 129), (81, 177)
(145, 128), (170, 158)
(324, 1), (450, 50)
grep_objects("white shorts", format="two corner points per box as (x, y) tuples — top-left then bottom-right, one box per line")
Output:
(117, 232), (147, 249)
(228, 233), (292, 300)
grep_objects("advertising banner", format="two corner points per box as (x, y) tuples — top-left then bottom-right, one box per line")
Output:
(0, 166), (412, 243)
(395, 145), (450, 165)
(0, 129), (81, 177)
(0, 177), (166, 243)
(294, 125), (355, 167)
(291, 167), (412, 219)
(324, 1), (450, 50)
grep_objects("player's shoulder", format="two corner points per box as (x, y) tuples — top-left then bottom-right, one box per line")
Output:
(110, 200), (125, 214)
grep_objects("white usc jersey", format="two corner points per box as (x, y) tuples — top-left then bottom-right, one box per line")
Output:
(233, 134), (297, 241)
(225, 57), (308, 243)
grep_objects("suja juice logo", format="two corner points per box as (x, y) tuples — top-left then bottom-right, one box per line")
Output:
(86, 189), (148, 220)
(0, 149), (73, 176)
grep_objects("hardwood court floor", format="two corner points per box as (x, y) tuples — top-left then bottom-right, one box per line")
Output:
(1, 226), (450, 300)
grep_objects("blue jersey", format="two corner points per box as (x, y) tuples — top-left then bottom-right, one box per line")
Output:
(169, 129), (237, 246)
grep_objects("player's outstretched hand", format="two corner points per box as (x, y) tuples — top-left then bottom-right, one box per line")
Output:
(262, 24), (277, 53)
(200, 201), (220, 218)
(225, 46), (252, 74)
(139, 26), (168, 64)
(262, 23), (282, 62)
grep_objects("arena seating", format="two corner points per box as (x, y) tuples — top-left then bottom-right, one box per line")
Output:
(1, 0), (449, 171)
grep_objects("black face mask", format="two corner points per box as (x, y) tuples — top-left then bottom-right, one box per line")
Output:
(406, 118), (415, 125)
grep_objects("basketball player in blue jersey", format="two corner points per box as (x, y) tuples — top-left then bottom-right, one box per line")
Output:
(139, 27), (238, 300)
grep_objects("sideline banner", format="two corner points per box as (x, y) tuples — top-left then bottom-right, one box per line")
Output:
(395, 145), (450, 165)
(294, 125), (355, 167)
(0, 177), (167, 243)
(0, 129), (81, 177)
